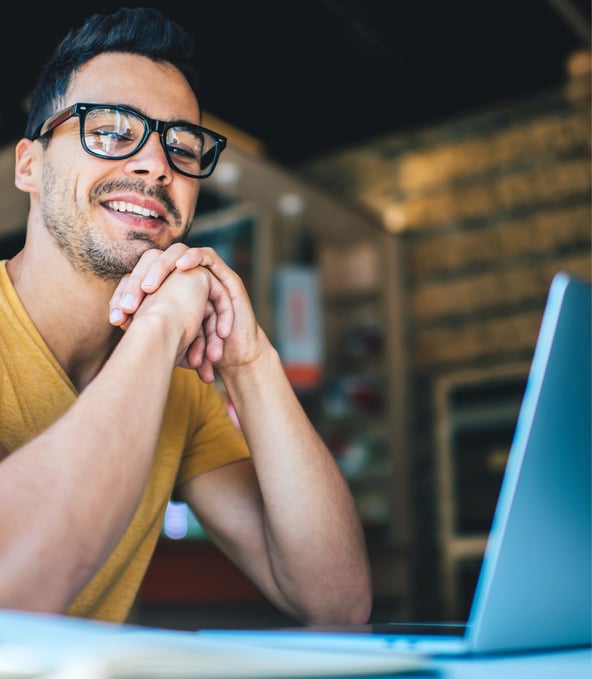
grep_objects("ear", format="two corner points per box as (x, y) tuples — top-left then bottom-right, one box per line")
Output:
(14, 138), (40, 194)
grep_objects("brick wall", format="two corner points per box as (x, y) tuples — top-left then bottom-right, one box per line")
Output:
(303, 55), (591, 619)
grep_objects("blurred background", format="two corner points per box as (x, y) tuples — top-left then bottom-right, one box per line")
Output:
(0, 0), (590, 629)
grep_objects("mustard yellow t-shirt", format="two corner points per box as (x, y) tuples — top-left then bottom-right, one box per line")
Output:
(0, 260), (250, 622)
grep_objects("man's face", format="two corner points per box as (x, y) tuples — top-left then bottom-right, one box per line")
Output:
(38, 52), (202, 280)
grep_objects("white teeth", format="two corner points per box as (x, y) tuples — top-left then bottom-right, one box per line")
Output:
(106, 201), (159, 218)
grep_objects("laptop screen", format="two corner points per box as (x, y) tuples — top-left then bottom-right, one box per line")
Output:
(467, 272), (592, 653)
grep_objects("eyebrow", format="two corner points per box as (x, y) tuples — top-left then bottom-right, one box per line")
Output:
(105, 102), (202, 127)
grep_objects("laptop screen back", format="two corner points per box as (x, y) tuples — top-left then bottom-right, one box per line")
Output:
(468, 272), (592, 653)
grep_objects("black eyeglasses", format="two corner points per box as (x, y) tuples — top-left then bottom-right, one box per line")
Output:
(31, 102), (227, 179)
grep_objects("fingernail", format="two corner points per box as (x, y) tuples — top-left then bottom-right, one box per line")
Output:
(122, 293), (135, 309)
(143, 274), (157, 289)
(110, 308), (123, 323)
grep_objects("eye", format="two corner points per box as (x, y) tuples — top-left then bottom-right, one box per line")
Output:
(166, 128), (202, 164)
(84, 108), (144, 153)
(167, 142), (199, 160)
(95, 127), (135, 142)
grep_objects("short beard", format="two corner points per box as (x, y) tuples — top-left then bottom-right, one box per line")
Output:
(41, 168), (190, 281)
(78, 229), (163, 281)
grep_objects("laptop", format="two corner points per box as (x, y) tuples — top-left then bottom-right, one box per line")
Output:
(199, 271), (592, 656)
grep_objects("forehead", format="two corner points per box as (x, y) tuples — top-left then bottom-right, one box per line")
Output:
(65, 52), (201, 123)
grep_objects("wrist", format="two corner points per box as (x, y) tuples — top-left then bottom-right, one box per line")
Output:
(119, 313), (180, 364)
(218, 336), (282, 397)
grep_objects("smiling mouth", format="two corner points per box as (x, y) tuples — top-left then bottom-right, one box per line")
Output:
(104, 201), (161, 219)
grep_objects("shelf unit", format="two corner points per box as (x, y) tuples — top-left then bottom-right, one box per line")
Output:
(318, 241), (390, 528)
(313, 230), (414, 619)
(434, 363), (530, 620)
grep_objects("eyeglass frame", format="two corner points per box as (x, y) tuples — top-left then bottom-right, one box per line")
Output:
(30, 102), (228, 179)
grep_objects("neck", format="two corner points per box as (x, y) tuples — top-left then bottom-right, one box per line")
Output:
(7, 243), (123, 392)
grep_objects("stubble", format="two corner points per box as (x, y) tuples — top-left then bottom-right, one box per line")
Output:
(40, 164), (191, 281)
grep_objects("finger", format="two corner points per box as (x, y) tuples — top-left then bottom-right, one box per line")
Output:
(109, 274), (131, 326)
(117, 249), (164, 314)
(139, 242), (190, 293)
(186, 302), (223, 366)
(186, 330), (217, 383)
(205, 271), (234, 339)
(189, 307), (221, 383)
(176, 248), (235, 338)
(176, 248), (238, 289)
(175, 246), (213, 270)
(196, 360), (215, 384)
(203, 307), (224, 363)
(185, 330), (206, 370)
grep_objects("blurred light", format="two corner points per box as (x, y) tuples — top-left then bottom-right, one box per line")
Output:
(277, 192), (305, 217)
(163, 501), (188, 540)
(214, 161), (241, 187)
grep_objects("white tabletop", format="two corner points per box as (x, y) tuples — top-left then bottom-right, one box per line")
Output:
(0, 609), (589, 678)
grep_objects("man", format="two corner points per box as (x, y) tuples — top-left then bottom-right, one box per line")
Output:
(0, 7), (372, 626)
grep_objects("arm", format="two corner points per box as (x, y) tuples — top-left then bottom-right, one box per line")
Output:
(0, 267), (218, 613)
(180, 344), (373, 626)
(112, 246), (373, 626)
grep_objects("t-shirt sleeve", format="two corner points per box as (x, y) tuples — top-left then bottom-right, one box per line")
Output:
(173, 371), (251, 487)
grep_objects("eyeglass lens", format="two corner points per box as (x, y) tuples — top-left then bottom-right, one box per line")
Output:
(83, 107), (216, 176)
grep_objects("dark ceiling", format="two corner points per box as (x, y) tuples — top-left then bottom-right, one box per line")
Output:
(0, 0), (589, 167)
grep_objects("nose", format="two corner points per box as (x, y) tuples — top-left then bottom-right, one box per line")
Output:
(123, 131), (173, 184)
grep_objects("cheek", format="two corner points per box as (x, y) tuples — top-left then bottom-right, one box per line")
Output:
(43, 152), (81, 199)
(186, 183), (200, 223)
(173, 181), (199, 232)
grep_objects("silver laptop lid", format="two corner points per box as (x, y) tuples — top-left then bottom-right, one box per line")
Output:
(468, 272), (592, 653)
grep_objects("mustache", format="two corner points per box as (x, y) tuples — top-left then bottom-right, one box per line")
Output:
(89, 179), (182, 223)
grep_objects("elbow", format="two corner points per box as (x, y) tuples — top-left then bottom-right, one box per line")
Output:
(337, 577), (373, 625)
(333, 594), (372, 627)
(338, 557), (374, 625)
(352, 584), (373, 625)
(303, 573), (373, 627)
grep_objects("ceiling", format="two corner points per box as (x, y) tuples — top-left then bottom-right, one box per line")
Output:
(0, 0), (589, 169)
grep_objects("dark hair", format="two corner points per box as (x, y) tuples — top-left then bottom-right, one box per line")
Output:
(25, 7), (200, 140)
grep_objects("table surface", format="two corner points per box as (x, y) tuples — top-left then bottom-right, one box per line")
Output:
(0, 609), (589, 678)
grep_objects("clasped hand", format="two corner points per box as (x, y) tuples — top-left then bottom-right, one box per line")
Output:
(109, 243), (262, 383)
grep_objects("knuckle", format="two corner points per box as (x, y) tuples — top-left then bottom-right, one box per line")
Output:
(197, 246), (215, 258)
(139, 248), (162, 264)
(191, 267), (210, 286)
(165, 242), (188, 258)
(150, 259), (171, 277)
(126, 271), (144, 287)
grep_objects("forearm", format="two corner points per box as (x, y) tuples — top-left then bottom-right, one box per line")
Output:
(219, 335), (372, 625)
(0, 316), (179, 613)
(124, 248), (372, 622)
